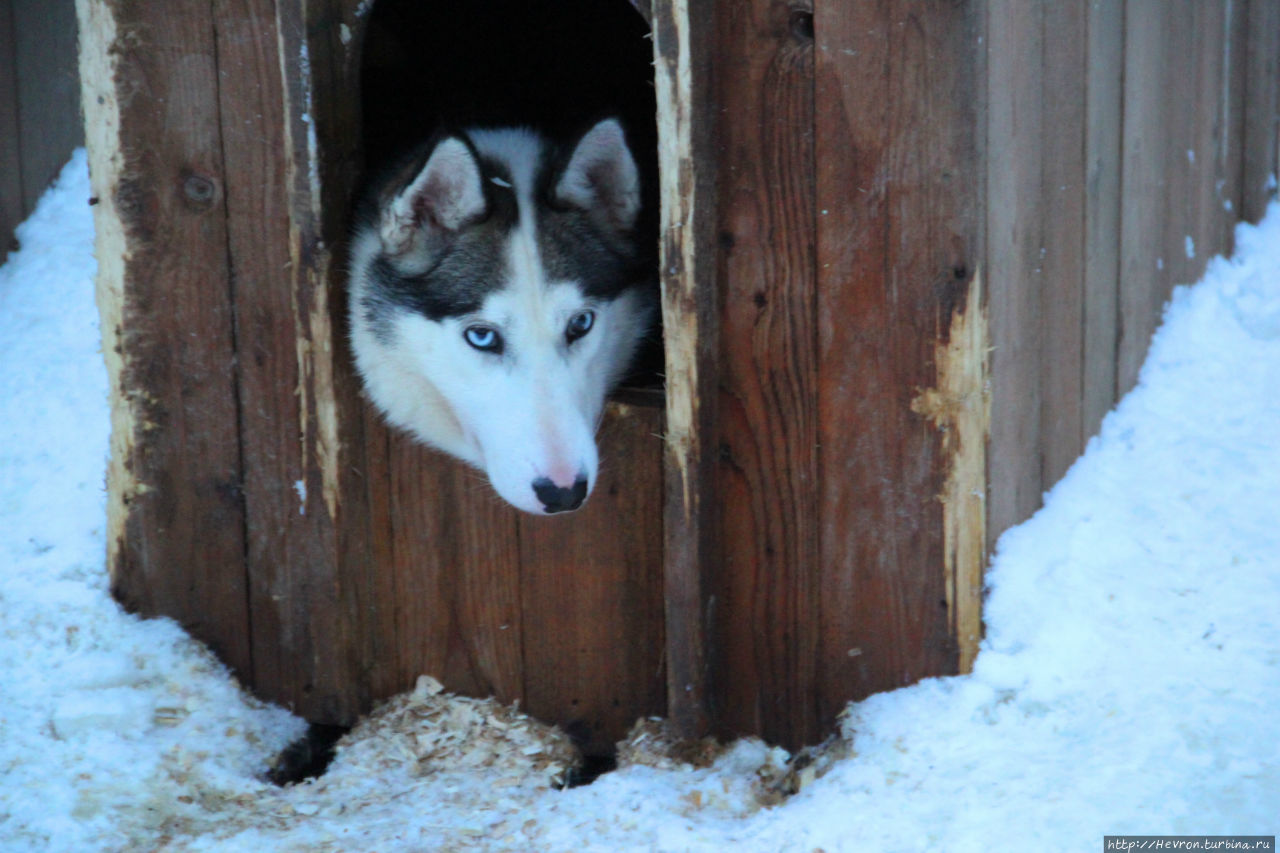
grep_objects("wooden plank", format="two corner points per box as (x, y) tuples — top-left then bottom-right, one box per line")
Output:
(13, 0), (82, 212)
(381, 437), (525, 707)
(77, 0), (253, 678)
(519, 403), (666, 756)
(652, 0), (715, 740)
(207, 0), (361, 721)
(1082, 0), (1124, 439)
(986, 0), (1045, 539)
(1189, 2), (1244, 270)
(0, 0), (22, 253)
(1120, 1), (1241, 396)
(816, 0), (984, 733)
(1039, 0), (1088, 488)
(297, 0), (384, 722)
(708, 0), (818, 748)
(1117, 0), (1169, 396)
(1242, 0), (1280, 223)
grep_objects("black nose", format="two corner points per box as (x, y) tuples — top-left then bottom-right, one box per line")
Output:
(532, 476), (588, 514)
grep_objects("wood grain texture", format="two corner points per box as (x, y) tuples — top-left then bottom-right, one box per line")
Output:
(1119, 0), (1242, 396)
(298, 0), (383, 722)
(385, 437), (525, 706)
(212, 0), (364, 721)
(1083, 0), (1124, 440)
(815, 0), (982, 735)
(520, 403), (666, 755)
(79, 0), (253, 678)
(986, 0), (1046, 542)
(710, 0), (819, 747)
(1039, 0), (1088, 488)
(1243, 0), (1280, 222)
(652, 0), (715, 739)
(1117, 0), (1168, 395)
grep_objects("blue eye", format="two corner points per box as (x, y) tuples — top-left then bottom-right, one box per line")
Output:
(566, 310), (595, 344)
(464, 325), (503, 353)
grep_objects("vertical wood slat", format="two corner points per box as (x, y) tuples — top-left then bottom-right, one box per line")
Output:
(986, 0), (1045, 541)
(0, 0), (23, 251)
(78, 0), (253, 678)
(2, 0), (84, 251)
(384, 438), (524, 704)
(653, 0), (716, 739)
(815, 0), (983, 734)
(520, 403), (667, 755)
(295, 0), (384, 723)
(1083, 0), (1124, 439)
(1117, 0), (1171, 395)
(12, 0), (82, 213)
(711, 0), (819, 746)
(1119, 0), (1243, 396)
(1242, 0), (1280, 222)
(213, 0), (368, 721)
(1039, 2), (1088, 487)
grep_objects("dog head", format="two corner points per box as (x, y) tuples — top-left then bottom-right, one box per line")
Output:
(349, 120), (653, 515)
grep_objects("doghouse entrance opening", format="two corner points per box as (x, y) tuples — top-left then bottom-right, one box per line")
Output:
(360, 0), (663, 393)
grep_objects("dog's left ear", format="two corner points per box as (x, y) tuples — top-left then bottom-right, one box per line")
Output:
(556, 119), (640, 232)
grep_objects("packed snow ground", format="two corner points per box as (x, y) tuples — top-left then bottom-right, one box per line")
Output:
(1, 153), (1277, 851)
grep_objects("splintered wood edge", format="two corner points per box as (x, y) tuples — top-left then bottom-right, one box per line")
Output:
(910, 268), (989, 674)
(77, 0), (139, 584)
(654, 0), (698, 519)
(276, 12), (340, 523)
(652, 0), (711, 738)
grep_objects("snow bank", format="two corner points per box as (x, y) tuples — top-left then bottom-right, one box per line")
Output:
(0, 153), (304, 852)
(1, 153), (1277, 851)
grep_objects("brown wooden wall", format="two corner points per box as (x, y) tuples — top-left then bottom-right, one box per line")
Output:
(987, 0), (1280, 538)
(689, 0), (986, 748)
(654, 0), (1277, 750)
(81, 0), (1280, 759)
(0, 0), (82, 255)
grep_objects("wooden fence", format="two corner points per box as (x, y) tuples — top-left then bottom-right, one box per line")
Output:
(0, 0), (81, 253)
(77, 0), (1279, 755)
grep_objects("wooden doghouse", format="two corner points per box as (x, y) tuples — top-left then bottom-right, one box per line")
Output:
(79, 0), (1280, 755)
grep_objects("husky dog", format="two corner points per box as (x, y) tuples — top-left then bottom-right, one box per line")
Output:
(348, 119), (654, 515)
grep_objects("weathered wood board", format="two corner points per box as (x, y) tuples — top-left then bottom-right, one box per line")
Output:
(988, 0), (1270, 554)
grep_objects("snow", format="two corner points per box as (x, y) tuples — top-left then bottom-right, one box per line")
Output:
(2, 152), (1279, 851)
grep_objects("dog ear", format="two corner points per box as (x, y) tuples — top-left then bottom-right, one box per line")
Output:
(555, 119), (640, 232)
(380, 137), (486, 257)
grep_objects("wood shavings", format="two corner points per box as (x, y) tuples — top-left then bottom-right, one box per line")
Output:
(333, 674), (580, 789)
(616, 718), (723, 770)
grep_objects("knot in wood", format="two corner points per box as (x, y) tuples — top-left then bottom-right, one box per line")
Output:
(789, 9), (814, 42)
(181, 173), (217, 210)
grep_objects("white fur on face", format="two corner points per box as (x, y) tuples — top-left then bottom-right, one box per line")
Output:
(365, 221), (647, 515)
(348, 124), (650, 515)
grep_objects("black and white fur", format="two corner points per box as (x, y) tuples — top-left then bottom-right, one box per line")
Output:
(348, 120), (654, 515)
